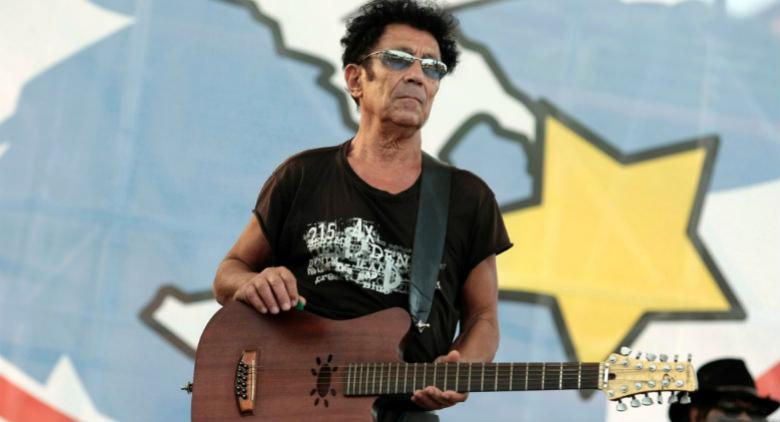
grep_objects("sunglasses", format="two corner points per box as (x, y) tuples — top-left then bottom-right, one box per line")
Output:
(361, 49), (448, 80)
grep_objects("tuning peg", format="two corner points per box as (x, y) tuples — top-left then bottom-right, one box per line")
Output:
(616, 400), (627, 412)
(181, 381), (193, 394)
(620, 346), (632, 356)
(659, 354), (669, 362)
(634, 350), (643, 359)
(674, 354), (679, 362)
(680, 393), (691, 404)
(630, 396), (641, 408)
(668, 393), (679, 404)
(687, 353), (693, 363)
(642, 394), (653, 406)
(656, 392), (664, 404)
(646, 353), (657, 361)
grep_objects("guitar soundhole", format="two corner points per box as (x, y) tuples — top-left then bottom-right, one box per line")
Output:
(309, 354), (338, 408)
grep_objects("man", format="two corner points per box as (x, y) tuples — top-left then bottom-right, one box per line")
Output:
(669, 358), (779, 422)
(212, 1), (512, 420)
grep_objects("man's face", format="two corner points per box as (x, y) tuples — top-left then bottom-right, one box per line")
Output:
(352, 23), (442, 129)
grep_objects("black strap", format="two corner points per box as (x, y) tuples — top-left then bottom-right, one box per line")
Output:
(409, 153), (451, 333)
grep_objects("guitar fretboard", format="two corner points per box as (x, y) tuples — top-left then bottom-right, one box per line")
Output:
(344, 362), (601, 396)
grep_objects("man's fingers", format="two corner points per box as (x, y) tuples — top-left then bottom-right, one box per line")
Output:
(254, 279), (279, 313)
(275, 268), (299, 306)
(411, 390), (439, 409)
(234, 266), (302, 315)
(267, 275), (292, 311)
(412, 387), (459, 410)
(239, 286), (267, 314)
(434, 350), (460, 363)
(443, 390), (468, 403)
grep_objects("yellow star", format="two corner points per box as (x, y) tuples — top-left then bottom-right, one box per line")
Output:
(498, 111), (733, 362)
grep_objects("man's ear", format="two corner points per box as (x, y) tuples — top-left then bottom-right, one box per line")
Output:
(344, 64), (363, 100)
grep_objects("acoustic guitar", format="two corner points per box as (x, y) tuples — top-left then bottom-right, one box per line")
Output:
(188, 301), (697, 421)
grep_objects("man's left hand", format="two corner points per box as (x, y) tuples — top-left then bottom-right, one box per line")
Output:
(411, 350), (470, 410)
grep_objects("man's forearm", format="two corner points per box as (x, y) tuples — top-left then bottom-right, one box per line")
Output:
(451, 313), (499, 362)
(212, 258), (257, 304)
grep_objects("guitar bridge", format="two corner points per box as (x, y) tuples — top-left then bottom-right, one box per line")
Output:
(235, 350), (257, 414)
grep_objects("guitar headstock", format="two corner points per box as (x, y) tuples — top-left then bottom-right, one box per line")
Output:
(600, 347), (698, 412)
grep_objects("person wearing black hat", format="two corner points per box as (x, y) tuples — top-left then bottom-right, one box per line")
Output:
(669, 358), (779, 422)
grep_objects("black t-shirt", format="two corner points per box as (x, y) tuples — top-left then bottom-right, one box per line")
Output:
(253, 141), (512, 363)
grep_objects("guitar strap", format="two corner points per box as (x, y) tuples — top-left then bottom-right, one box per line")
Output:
(408, 153), (451, 334)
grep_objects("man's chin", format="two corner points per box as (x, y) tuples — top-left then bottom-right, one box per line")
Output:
(390, 111), (427, 129)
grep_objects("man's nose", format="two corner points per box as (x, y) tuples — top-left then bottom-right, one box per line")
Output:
(403, 60), (425, 85)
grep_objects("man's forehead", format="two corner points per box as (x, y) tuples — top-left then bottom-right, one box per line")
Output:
(374, 23), (441, 56)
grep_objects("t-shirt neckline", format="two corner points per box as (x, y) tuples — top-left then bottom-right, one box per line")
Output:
(339, 140), (421, 201)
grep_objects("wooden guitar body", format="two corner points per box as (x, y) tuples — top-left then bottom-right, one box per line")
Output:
(191, 302), (410, 422)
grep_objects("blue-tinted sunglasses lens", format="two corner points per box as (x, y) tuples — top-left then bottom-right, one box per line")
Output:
(379, 50), (446, 80)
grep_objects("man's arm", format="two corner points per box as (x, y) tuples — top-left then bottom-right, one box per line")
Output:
(450, 254), (500, 361)
(213, 216), (303, 313)
(411, 254), (500, 410)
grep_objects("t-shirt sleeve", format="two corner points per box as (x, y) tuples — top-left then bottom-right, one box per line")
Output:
(252, 158), (301, 260)
(466, 188), (513, 271)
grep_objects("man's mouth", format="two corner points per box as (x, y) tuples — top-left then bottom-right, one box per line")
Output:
(398, 96), (423, 103)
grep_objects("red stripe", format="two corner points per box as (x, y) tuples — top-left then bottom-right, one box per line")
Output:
(756, 360), (780, 403)
(0, 375), (77, 422)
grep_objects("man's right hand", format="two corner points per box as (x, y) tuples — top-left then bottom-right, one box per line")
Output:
(232, 266), (306, 314)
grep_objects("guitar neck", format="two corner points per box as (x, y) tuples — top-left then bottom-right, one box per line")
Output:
(343, 362), (602, 396)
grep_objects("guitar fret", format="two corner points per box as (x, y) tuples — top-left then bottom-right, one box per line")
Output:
(371, 364), (376, 394)
(358, 363), (368, 394)
(524, 363), (529, 391)
(467, 362), (472, 392)
(541, 363), (545, 390)
(379, 363), (384, 394)
(388, 363), (393, 393)
(480, 362), (485, 392)
(395, 362), (399, 394)
(494, 363), (499, 391)
(444, 363), (448, 391)
(509, 363), (513, 391)
(577, 362), (581, 390)
(455, 363), (459, 392)
(433, 363), (437, 390)
(404, 363), (408, 393)
(413, 363), (417, 391)
(362, 363), (367, 395)
(422, 363), (427, 389)
(559, 364), (563, 390)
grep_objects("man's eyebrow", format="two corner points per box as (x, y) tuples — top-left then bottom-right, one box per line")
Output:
(394, 46), (440, 59)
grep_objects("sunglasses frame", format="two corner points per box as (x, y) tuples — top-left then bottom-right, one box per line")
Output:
(360, 49), (448, 80)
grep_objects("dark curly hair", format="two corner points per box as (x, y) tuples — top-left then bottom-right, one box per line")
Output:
(341, 0), (460, 74)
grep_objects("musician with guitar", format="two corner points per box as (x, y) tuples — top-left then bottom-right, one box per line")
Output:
(211, 1), (512, 421)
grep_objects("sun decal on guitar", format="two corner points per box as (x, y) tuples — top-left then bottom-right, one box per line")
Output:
(310, 354), (338, 408)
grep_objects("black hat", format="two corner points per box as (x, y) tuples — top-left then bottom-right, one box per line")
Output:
(669, 358), (779, 421)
